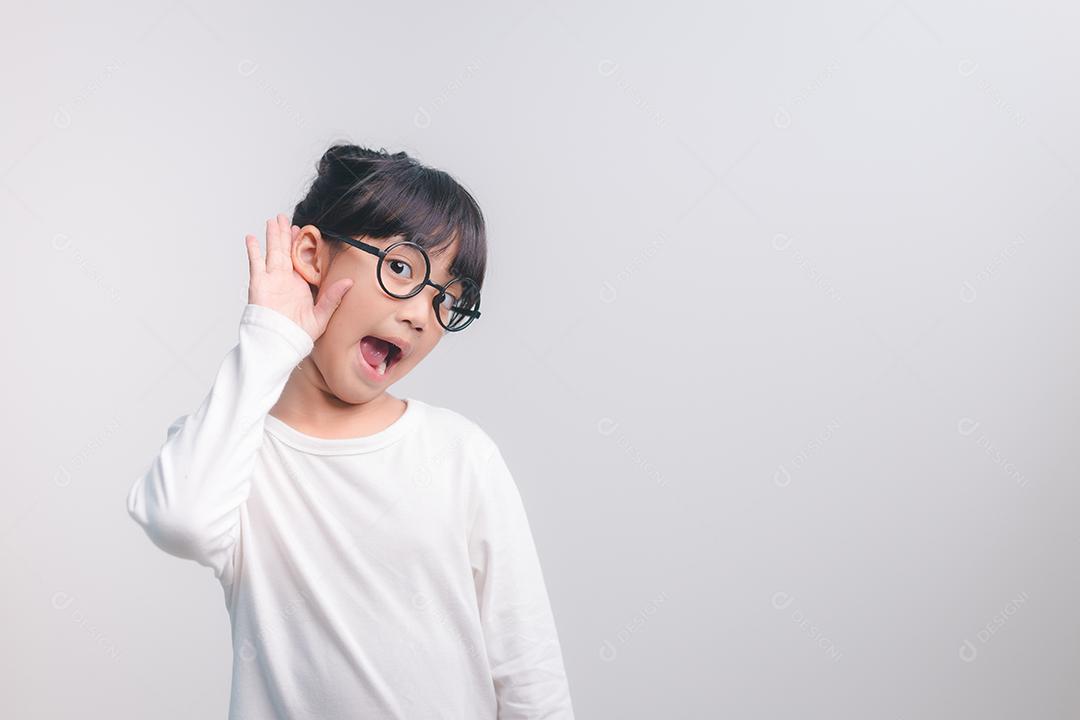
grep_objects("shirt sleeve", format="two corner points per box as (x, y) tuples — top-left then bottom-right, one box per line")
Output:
(467, 443), (576, 719)
(126, 303), (313, 586)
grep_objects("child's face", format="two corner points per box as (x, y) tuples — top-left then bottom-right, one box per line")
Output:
(291, 225), (458, 403)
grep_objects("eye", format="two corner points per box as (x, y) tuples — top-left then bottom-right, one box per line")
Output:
(387, 258), (413, 279)
(439, 291), (458, 310)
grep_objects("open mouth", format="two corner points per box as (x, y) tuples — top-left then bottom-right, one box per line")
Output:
(359, 336), (403, 377)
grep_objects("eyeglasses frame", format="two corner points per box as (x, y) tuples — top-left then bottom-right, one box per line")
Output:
(318, 229), (482, 332)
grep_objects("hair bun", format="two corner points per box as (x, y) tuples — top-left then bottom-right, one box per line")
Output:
(316, 144), (409, 179)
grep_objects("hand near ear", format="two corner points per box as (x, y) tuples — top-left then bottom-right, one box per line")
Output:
(245, 213), (353, 341)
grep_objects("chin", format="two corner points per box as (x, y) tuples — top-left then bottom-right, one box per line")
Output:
(314, 363), (380, 404)
(338, 382), (388, 405)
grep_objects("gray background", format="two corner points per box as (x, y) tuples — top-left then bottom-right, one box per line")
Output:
(3, 0), (1077, 717)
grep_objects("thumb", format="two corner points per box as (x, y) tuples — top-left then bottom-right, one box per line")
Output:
(315, 278), (352, 321)
(312, 278), (354, 331)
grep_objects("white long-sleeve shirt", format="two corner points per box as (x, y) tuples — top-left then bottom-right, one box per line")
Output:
(126, 303), (575, 719)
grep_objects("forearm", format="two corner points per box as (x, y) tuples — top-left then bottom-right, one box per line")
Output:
(126, 303), (313, 578)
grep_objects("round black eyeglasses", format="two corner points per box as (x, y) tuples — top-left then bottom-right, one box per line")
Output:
(319, 229), (482, 332)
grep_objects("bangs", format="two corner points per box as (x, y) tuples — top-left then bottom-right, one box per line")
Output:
(293, 146), (487, 289)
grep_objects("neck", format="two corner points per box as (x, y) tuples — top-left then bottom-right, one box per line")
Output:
(268, 358), (407, 439)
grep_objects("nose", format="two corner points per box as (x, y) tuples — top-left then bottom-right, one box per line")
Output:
(395, 284), (439, 331)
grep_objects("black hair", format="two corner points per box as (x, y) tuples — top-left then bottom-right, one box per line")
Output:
(292, 143), (487, 290)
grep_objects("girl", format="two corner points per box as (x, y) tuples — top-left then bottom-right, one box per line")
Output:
(126, 144), (575, 719)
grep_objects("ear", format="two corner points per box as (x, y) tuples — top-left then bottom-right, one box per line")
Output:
(292, 225), (330, 288)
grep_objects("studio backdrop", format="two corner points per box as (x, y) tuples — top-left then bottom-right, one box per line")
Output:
(4, 1), (1078, 718)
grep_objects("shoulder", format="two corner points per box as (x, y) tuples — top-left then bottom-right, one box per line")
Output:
(409, 397), (500, 462)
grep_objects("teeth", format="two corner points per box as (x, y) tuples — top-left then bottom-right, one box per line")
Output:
(376, 358), (387, 375)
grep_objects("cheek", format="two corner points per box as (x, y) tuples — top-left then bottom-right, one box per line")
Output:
(332, 284), (391, 329)
(400, 342), (437, 371)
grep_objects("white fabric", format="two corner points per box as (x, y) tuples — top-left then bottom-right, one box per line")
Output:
(127, 303), (575, 719)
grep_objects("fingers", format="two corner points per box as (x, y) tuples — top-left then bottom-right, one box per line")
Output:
(277, 213), (291, 259)
(312, 277), (354, 329)
(277, 213), (294, 269)
(261, 214), (297, 273)
(264, 216), (282, 271)
(245, 233), (263, 283)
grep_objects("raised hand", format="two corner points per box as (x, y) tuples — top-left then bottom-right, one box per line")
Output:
(245, 213), (354, 341)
